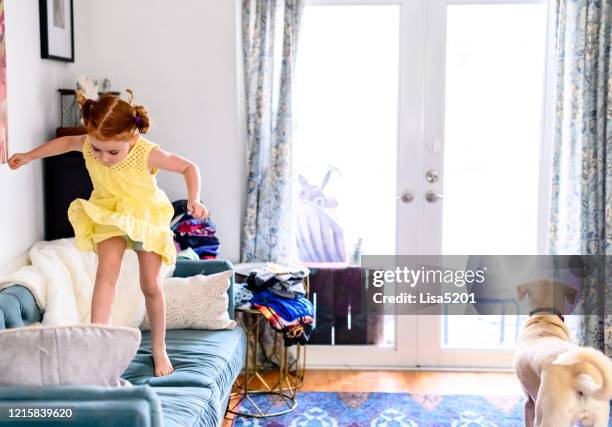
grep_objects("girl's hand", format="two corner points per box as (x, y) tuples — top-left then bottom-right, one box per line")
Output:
(7, 153), (32, 170)
(187, 200), (209, 220)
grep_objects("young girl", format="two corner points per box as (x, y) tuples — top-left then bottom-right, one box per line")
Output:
(8, 90), (208, 377)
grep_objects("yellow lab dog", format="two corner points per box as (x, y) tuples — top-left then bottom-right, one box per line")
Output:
(513, 279), (612, 427)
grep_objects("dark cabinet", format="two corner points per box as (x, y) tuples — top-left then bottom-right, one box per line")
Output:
(43, 127), (91, 240)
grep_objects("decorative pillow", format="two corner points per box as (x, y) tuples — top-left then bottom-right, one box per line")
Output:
(0, 324), (141, 387)
(142, 270), (236, 330)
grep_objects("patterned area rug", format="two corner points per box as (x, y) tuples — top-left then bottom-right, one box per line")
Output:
(231, 391), (528, 426)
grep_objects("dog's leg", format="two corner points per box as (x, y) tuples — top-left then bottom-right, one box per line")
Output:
(590, 403), (610, 427)
(591, 418), (609, 427)
(534, 397), (573, 427)
(524, 397), (535, 427)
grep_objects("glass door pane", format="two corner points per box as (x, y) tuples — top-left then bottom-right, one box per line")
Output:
(418, 1), (549, 367)
(442, 3), (548, 256)
(293, 5), (399, 261)
(440, 3), (547, 353)
(294, 3), (415, 367)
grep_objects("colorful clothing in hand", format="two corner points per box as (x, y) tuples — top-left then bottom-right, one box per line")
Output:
(174, 219), (217, 237)
(170, 200), (220, 259)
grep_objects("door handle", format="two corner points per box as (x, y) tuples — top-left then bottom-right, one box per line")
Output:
(425, 190), (443, 203)
(397, 191), (415, 204)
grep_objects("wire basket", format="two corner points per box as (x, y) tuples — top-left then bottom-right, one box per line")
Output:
(58, 89), (121, 127)
(58, 89), (81, 127)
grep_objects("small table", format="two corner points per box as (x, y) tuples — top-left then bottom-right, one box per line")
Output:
(227, 276), (310, 418)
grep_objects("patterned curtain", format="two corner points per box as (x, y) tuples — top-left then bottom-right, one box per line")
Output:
(549, 0), (611, 355)
(239, 0), (305, 372)
(240, 0), (304, 264)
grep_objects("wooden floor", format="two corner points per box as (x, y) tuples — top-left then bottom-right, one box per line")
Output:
(223, 370), (523, 425)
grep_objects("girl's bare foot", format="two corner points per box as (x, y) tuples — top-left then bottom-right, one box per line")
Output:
(152, 349), (174, 377)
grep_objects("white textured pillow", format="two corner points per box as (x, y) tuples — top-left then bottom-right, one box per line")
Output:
(0, 324), (140, 387)
(142, 270), (236, 330)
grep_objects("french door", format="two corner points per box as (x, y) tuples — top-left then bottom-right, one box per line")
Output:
(297, 0), (552, 369)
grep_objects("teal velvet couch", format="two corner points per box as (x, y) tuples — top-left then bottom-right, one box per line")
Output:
(0, 259), (246, 427)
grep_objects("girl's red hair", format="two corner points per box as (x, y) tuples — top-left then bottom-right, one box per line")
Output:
(76, 89), (150, 140)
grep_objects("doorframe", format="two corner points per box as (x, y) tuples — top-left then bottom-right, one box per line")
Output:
(537, 0), (556, 256)
(304, 0), (422, 369)
(302, 0), (555, 369)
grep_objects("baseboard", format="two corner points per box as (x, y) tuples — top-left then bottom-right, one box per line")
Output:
(305, 364), (514, 372)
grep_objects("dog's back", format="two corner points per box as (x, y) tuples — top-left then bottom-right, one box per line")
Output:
(514, 315), (573, 397)
(514, 336), (573, 402)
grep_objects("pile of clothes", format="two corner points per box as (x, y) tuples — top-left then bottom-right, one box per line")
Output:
(171, 200), (220, 260)
(235, 263), (314, 347)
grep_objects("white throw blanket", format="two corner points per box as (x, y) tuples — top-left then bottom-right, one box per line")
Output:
(0, 238), (173, 327)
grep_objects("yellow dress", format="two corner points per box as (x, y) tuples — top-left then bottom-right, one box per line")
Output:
(68, 135), (177, 265)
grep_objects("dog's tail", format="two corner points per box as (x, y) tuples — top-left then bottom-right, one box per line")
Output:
(554, 347), (612, 401)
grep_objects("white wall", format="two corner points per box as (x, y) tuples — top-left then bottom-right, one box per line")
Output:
(74, 0), (246, 262)
(0, 0), (246, 267)
(0, 0), (81, 269)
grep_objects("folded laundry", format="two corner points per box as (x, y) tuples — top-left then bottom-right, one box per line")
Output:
(254, 305), (313, 330)
(234, 283), (254, 309)
(251, 290), (313, 323)
(268, 280), (306, 299)
(234, 262), (314, 346)
(255, 304), (314, 346)
(237, 262), (314, 346)
(246, 269), (307, 298)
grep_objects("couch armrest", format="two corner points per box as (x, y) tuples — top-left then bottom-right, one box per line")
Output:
(0, 286), (42, 330)
(0, 385), (162, 427)
(172, 259), (235, 319)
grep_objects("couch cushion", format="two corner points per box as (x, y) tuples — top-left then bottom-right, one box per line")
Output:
(172, 259), (236, 319)
(122, 327), (245, 392)
(142, 271), (236, 331)
(155, 386), (223, 427)
(0, 324), (141, 387)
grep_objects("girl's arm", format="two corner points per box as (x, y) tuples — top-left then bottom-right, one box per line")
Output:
(8, 135), (86, 170)
(148, 148), (208, 219)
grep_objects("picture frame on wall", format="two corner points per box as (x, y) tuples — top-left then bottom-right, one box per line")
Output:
(0, 0), (7, 164)
(39, 0), (74, 62)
